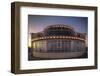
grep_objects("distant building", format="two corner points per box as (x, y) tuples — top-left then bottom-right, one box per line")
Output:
(31, 24), (87, 58)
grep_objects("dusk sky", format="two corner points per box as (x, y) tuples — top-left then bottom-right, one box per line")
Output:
(28, 15), (88, 34)
(28, 15), (88, 47)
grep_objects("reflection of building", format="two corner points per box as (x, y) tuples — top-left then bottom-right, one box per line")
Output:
(31, 24), (86, 58)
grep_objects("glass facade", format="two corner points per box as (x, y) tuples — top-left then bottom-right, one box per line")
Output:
(32, 39), (85, 53)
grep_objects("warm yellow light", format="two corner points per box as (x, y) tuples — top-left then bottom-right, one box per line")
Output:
(54, 36), (56, 38)
(28, 39), (31, 48)
(28, 34), (31, 48)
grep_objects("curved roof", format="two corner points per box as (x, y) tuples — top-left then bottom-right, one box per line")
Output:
(44, 24), (74, 31)
(44, 24), (75, 36)
(31, 24), (86, 39)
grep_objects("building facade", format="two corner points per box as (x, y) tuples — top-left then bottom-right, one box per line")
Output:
(31, 24), (87, 58)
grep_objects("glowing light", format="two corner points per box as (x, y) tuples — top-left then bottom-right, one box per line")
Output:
(31, 36), (86, 42)
(28, 34), (31, 48)
(50, 36), (52, 38)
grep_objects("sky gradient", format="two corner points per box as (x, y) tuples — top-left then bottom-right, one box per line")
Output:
(28, 15), (88, 34)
